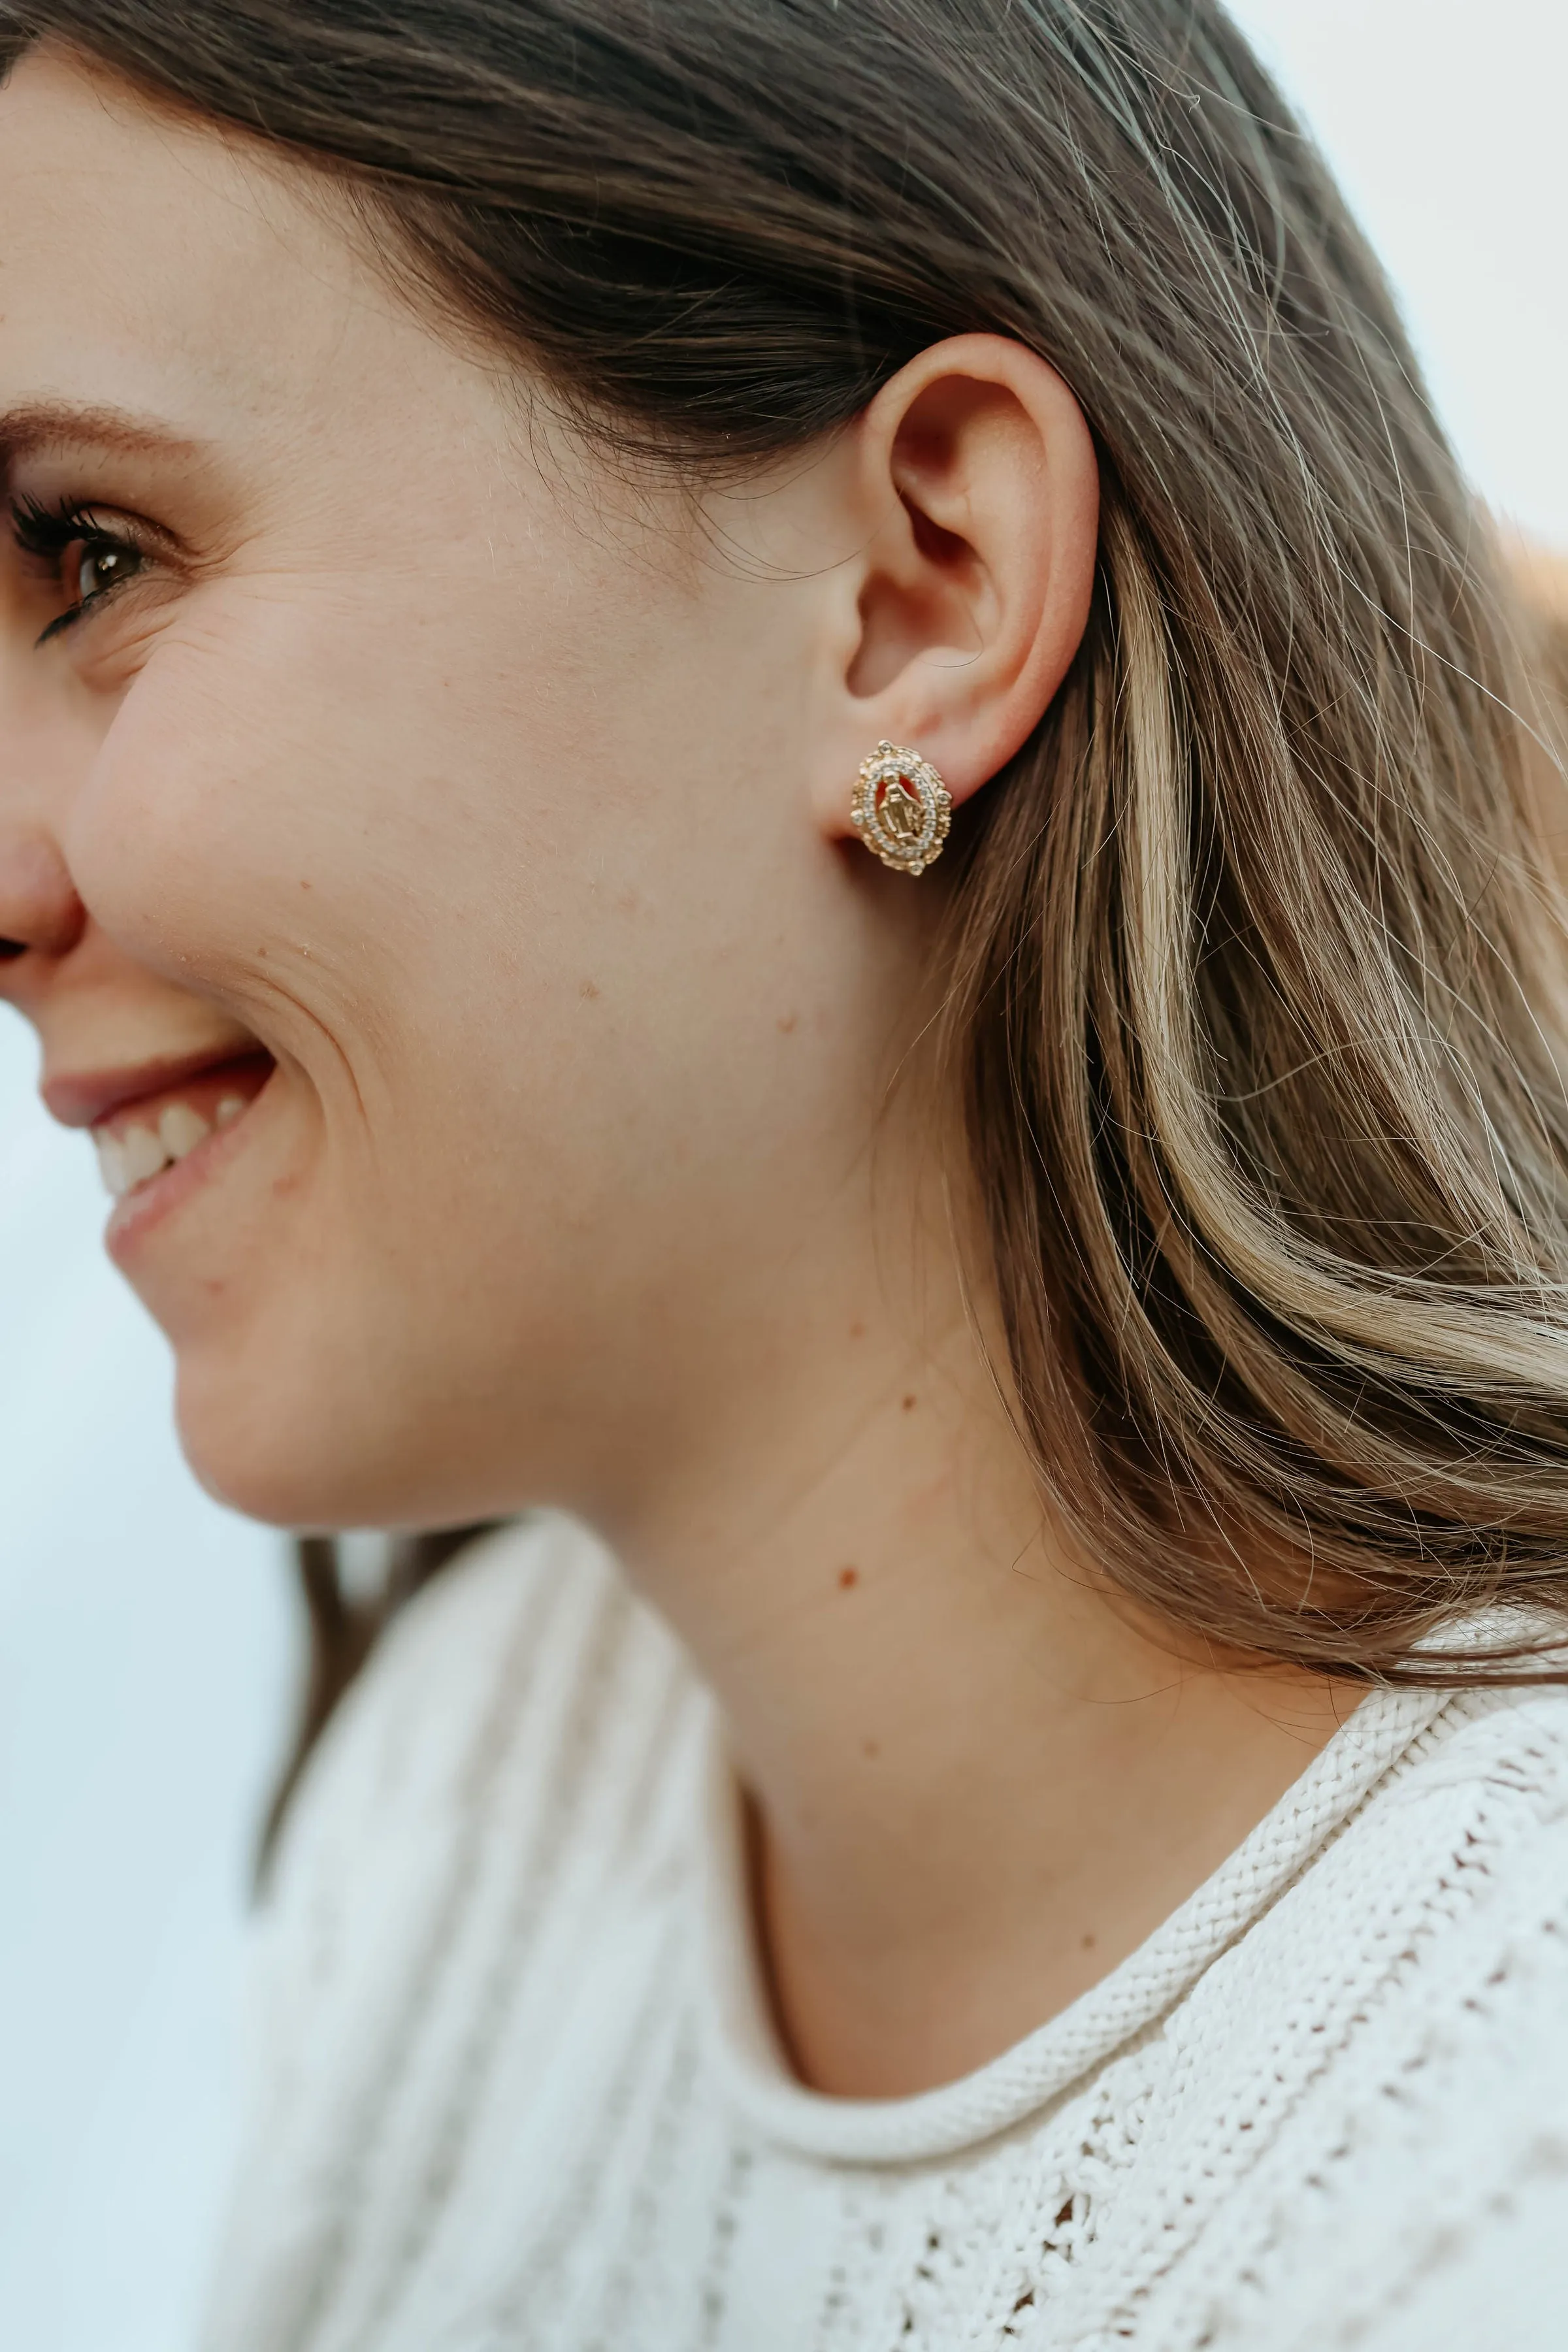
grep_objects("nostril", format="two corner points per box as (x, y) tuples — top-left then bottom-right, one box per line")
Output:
(0, 838), (88, 960)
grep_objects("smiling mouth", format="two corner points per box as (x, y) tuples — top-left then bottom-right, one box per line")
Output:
(88, 1050), (276, 1200)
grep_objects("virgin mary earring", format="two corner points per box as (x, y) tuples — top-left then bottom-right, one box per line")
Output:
(850, 742), (953, 876)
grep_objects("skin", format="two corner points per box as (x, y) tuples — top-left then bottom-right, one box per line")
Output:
(0, 48), (1357, 2098)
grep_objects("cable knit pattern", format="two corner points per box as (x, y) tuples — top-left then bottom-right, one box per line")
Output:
(204, 1516), (1568, 2352)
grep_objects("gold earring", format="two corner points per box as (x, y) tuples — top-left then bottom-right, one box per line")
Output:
(850, 742), (953, 876)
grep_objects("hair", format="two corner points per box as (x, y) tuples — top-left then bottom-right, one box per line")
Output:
(7, 0), (1568, 1816)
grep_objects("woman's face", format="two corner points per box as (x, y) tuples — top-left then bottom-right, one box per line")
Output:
(0, 50), (932, 1531)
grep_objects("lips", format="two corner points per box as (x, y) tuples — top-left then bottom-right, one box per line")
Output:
(42, 1043), (273, 1132)
(100, 1059), (278, 1199)
(41, 1045), (277, 1201)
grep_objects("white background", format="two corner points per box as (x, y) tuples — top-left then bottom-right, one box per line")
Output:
(0, 7), (1563, 2347)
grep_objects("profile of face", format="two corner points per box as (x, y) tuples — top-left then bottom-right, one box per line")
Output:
(0, 48), (1096, 1539)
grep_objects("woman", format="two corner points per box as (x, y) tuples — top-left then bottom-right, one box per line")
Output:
(1, 3), (1566, 2345)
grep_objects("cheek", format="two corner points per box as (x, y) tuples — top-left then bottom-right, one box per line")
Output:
(67, 584), (521, 1031)
(59, 538), (820, 1527)
(69, 564), (709, 1070)
(61, 572), (681, 1236)
(71, 610), (346, 970)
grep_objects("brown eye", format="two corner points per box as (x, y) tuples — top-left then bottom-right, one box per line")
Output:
(74, 538), (142, 604)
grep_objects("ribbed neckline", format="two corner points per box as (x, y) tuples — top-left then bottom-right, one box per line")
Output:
(694, 1682), (1456, 2164)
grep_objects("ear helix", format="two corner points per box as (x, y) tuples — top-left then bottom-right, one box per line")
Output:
(849, 742), (953, 877)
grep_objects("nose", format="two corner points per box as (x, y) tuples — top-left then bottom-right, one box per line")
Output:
(0, 826), (89, 986)
(0, 580), (95, 990)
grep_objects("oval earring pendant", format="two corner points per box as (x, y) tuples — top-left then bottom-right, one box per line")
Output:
(850, 742), (953, 876)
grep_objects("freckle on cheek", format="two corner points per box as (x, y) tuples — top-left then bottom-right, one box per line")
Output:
(776, 1011), (798, 1034)
(902, 1394), (917, 1411)
(580, 978), (600, 1000)
(838, 1565), (858, 1590)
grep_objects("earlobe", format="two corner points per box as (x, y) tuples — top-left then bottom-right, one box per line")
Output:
(817, 334), (1099, 844)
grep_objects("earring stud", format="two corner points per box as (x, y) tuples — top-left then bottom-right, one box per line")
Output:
(850, 742), (953, 877)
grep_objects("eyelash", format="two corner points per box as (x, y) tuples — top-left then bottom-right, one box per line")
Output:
(8, 491), (152, 645)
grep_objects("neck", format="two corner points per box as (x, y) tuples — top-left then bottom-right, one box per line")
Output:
(600, 1092), (1355, 2098)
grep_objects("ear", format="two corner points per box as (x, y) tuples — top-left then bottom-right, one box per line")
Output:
(809, 334), (1099, 838)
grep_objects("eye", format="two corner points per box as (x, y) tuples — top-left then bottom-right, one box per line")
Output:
(8, 493), (160, 645)
(72, 535), (144, 608)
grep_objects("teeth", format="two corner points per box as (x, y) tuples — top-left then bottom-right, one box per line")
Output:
(159, 1101), (212, 1160)
(92, 1094), (223, 1201)
(95, 1132), (131, 1199)
(120, 1123), (167, 1188)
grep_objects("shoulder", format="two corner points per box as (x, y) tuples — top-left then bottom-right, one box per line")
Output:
(267, 1516), (578, 1861)
(208, 1517), (706, 2335)
(1160, 1683), (1568, 2347)
(257, 1511), (696, 1984)
(1256, 1677), (1568, 1949)
(1265, 1680), (1568, 2087)
(1333, 1679), (1568, 1955)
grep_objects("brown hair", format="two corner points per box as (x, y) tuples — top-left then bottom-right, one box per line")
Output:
(7, 1), (1568, 1788)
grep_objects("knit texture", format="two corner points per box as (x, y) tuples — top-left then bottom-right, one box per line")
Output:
(204, 1515), (1568, 2351)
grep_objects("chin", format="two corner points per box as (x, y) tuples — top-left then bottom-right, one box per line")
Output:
(172, 1339), (542, 1535)
(174, 1357), (421, 1533)
(177, 1393), (370, 1532)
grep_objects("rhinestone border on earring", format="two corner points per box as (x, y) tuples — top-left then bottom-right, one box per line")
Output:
(849, 742), (953, 876)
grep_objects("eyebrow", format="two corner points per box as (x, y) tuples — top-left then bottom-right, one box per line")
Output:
(0, 399), (206, 477)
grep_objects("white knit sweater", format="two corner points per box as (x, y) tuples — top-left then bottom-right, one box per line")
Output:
(204, 1515), (1568, 2352)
